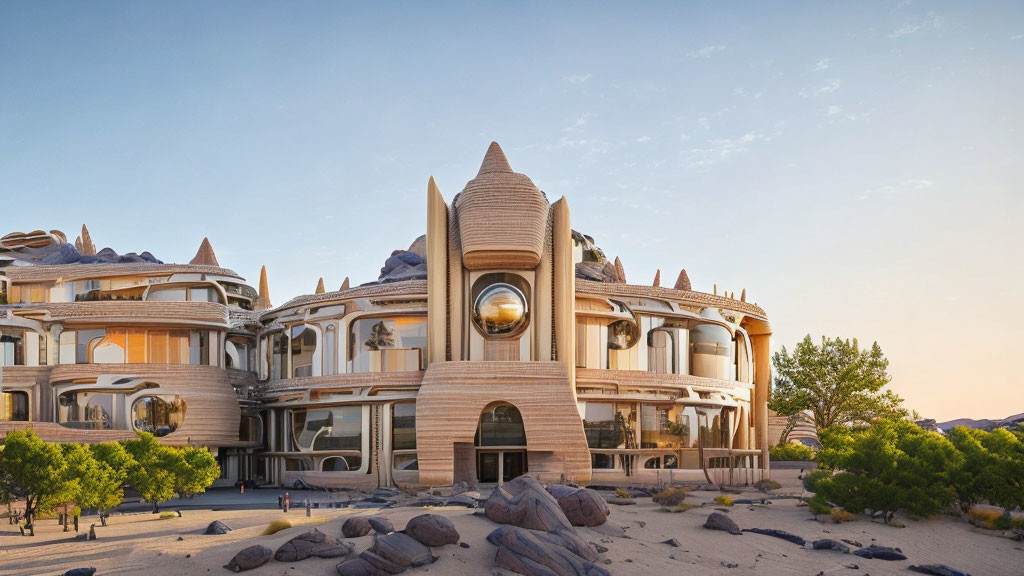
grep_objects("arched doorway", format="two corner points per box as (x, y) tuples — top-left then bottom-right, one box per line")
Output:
(475, 403), (527, 484)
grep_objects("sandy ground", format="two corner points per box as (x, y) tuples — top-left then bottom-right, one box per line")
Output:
(2, 470), (1021, 576)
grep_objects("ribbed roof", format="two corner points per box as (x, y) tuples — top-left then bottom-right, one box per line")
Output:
(0, 263), (242, 283)
(575, 279), (768, 320)
(452, 142), (549, 269)
(265, 279), (428, 317)
(189, 238), (220, 266)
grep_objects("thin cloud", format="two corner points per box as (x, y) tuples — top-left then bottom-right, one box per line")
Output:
(563, 73), (591, 84)
(827, 105), (844, 116)
(680, 130), (772, 170)
(689, 45), (726, 59)
(800, 79), (842, 98)
(858, 179), (934, 200)
(812, 58), (831, 72)
(889, 12), (941, 38)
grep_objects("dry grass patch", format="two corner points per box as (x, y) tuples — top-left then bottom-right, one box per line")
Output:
(830, 508), (854, 523)
(667, 502), (697, 513)
(713, 495), (733, 507)
(263, 519), (293, 535)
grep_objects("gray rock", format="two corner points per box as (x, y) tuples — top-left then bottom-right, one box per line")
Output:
(61, 570), (96, 576)
(445, 494), (479, 508)
(368, 516), (394, 534)
(661, 538), (681, 547)
(366, 532), (436, 568)
(275, 529), (327, 562)
(484, 475), (574, 532)
(459, 542), (470, 548)
(811, 538), (850, 553)
(342, 516), (373, 538)
(605, 497), (636, 506)
(335, 558), (376, 576)
(590, 542), (609, 553)
(404, 514), (460, 547)
(652, 487), (688, 507)
(224, 545), (273, 572)
(204, 520), (231, 535)
(743, 528), (806, 546)
(546, 486), (610, 527)
(703, 512), (742, 535)
(908, 565), (973, 576)
(487, 525), (609, 576)
(852, 544), (907, 561)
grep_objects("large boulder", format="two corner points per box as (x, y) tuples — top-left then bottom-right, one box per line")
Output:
(908, 565), (973, 576)
(703, 512), (741, 535)
(368, 516), (395, 535)
(484, 475), (574, 532)
(652, 487), (688, 507)
(545, 486), (609, 527)
(487, 525), (609, 576)
(342, 516), (374, 538)
(365, 532), (436, 568)
(276, 529), (353, 562)
(404, 514), (460, 547)
(224, 545), (273, 572)
(204, 520), (231, 535)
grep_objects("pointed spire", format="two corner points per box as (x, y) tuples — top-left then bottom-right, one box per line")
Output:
(613, 256), (627, 283)
(339, 277), (350, 291)
(315, 277), (326, 294)
(74, 236), (83, 253)
(189, 237), (219, 266)
(79, 224), (96, 256)
(740, 288), (746, 302)
(713, 283), (717, 295)
(674, 269), (691, 291)
(730, 291), (734, 299)
(652, 269), (661, 287)
(256, 266), (272, 310)
(477, 141), (513, 175)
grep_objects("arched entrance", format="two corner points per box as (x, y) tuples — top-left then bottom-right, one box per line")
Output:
(475, 403), (527, 484)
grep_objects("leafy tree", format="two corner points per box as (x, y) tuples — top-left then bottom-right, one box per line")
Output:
(771, 335), (905, 431)
(809, 418), (960, 523)
(946, 427), (1024, 512)
(0, 430), (77, 534)
(174, 446), (219, 498)
(87, 442), (134, 525)
(122, 432), (179, 513)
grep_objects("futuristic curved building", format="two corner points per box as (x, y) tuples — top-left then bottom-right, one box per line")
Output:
(0, 143), (772, 488)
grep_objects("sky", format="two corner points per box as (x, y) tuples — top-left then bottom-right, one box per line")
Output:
(1, 2), (1022, 421)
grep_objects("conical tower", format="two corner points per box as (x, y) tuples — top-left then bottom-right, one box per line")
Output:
(255, 266), (272, 310)
(189, 237), (219, 266)
(315, 277), (326, 294)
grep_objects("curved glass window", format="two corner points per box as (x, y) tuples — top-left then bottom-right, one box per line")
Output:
(350, 317), (426, 373)
(290, 325), (317, 378)
(472, 284), (528, 338)
(132, 396), (186, 437)
(647, 328), (675, 374)
(321, 455), (361, 471)
(582, 402), (635, 449)
(225, 335), (257, 372)
(270, 332), (287, 380)
(58, 391), (115, 430)
(476, 404), (526, 447)
(0, 328), (46, 366)
(393, 453), (419, 471)
(284, 457), (311, 472)
(392, 402), (416, 450)
(1, 391), (29, 421)
(689, 324), (733, 380)
(292, 406), (362, 451)
(239, 413), (263, 443)
(641, 403), (687, 449)
(607, 320), (639, 350)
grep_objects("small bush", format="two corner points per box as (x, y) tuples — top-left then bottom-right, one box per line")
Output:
(263, 519), (292, 535)
(830, 507), (853, 523)
(806, 496), (832, 515)
(158, 512), (177, 520)
(753, 479), (782, 492)
(770, 442), (816, 461)
(668, 502), (697, 513)
(614, 488), (633, 499)
(993, 512), (1013, 531)
(713, 495), (733, 507)
(968, 508), (1003, 529)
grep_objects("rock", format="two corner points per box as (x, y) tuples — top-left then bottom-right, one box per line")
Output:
(368, 516), (394, 534)
(744, 528), (806, 546)
(908, 565), (973, 576)
(445, 494), (479, 508)
(587, 523), (628, 538)
(841, 538), (863, 547)
(652, 487), (688, 507)
(313, 534), (356, 559)
(365, 532), (435, 568)
(605, 497), (636, 506)
(661, 538), (681, 547)
(853, 544), (907, 561)
(404, 514), (460, 547)
(811, 539), (850, 553)
(590, 542), (609, 553)
(546, 485), (610, 527)
(275, 530), (327, 562)
(487, 525), (609, 576)
(459, 542), (470, 549)
(484, 474), (574, 532)
(335, 558), (377, 576)
(342, 516), (374, 538)
(452, 481), (471, 494)
(357, 550), (405, 575)
(61, 570), (96, 576)
(204, 520), (231, 535)
(703, 512), (742, 535)
(224, 545), (273, 572)
(753, 479), (782, 492)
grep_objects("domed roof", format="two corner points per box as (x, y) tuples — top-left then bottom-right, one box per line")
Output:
(452, 142), (549, 269)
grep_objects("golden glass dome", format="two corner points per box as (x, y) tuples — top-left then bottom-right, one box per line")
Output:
(473, 283), (528, 337)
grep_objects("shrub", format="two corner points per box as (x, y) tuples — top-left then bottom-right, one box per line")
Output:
(771, 442), (816, 461)
(614, 488), (633, 499)
(830, 507), (854, 523)
(806, 496), (832, 515)
(753, 479), (782, 492)
(668, 502), (697, 513)
(808, 418), (961, 524)
(946, 427), (1024, 513)
(993, 512), (1013, 531)
(158, 512), (177, 520)
(967, 507), (1003, 528)
(713, 495), (733, 507)
(264, 519), (292, 535)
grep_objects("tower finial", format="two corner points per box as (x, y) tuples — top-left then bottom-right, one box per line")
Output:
(315, 277), (325, 294)
(339, 276), (350, 291)
(613, 256), (626, 283)
(256, 266), (272, 310)
(653, 269), (661, 287)
(477, 141), (513, 175)
(674, 269), (691, 291)
(740, 288), (746, 302)
(79, 224), (96, 256)
(189, 237), (219, 266)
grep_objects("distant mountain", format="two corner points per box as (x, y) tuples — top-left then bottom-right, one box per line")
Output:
(936, 412), (1024, 431)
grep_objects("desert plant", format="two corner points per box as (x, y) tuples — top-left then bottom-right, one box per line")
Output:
(967, 507), (1003, 528)
(753, 479), (782, 492)
(614, 488), (633, 499)
(713, 495), (733, 507)
(668, 502), (697, 513)
(770, 443), (816, 461)
(830, 507), (854, 523)
(264, 519), (293, 535)
(158, 511), (177, 520)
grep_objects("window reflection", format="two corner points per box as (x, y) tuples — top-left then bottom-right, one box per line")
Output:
(350, 317), (426, 373)
(0, 328), (46, 366)
(582, 402), (636, 449)
(132, 396), (186, 437)
(1, 391), (29, 421)
(392, 402), (416, 450)
(477, 404), (526, 447)
(292, 406), (362, 451)
(58, 391), (114, 430)
(690, 324), (733, 380)
(290, 326), (316, 378)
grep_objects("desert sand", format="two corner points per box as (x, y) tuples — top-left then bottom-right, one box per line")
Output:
(2, 470), (1020, 576)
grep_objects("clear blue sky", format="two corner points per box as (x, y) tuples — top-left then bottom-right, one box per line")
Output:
(2, 2), (1022, 420)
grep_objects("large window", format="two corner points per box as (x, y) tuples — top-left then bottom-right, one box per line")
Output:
(0, 328), (45, 366)
(690, 324), (733, 380)
(292, 406), (362, 451)
(1, 391), (29, 421)
(132, 396), (186, 437)
(225, 335), (257, 372)
(477, 404), (526, 447)
(640, 403), (687, 449)
(648, 328), (676, 374)
(392, 402), (416, 450)
(58, 391), (115, 430)
(697, 407), (730, 449)
(270, 332), (287, 380)
(290, 325), (316, 378)
(238, 413), (263, 443)
(58, 328), (207, 365)
(350, 316), (426, 373)
(582, 402), (636, 449)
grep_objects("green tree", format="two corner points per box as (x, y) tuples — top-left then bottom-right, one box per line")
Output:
(0, 430), (77, 534)
(771, 335), (905, 431)
(122, 432), (178, 513)
(86, 442), (134, 525)
(810, 418), (960, 523)
(946, 427), (1024, 513)
(174, 446), (219, 498)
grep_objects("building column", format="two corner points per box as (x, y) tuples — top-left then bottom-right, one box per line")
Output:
(751, 333), (771, 473)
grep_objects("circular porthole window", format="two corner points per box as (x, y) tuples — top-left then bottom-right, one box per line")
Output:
(473, 283), (529, 338)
